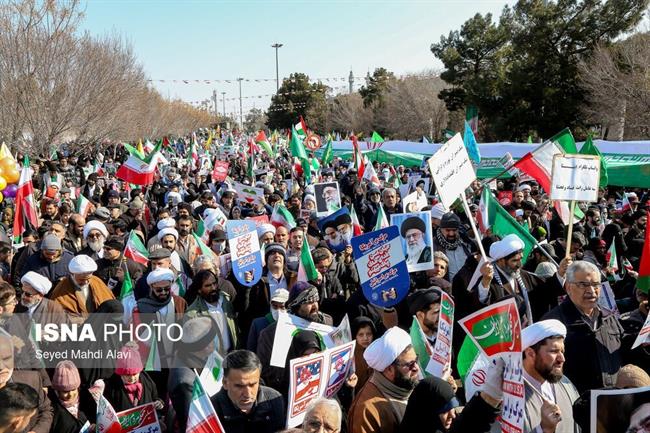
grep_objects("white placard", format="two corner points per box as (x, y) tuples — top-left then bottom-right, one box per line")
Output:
(427, 133), (476, 209)
(270, 312), (336, 367)
(550, 155), (600, 202)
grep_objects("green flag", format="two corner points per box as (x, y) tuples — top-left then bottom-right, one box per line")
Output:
(548, 128), (577, 153)
(480, 188), (537, 265)
(579, 135), (608, 187)
(409, 318), (433, 377)
(459, 298), (522, 357)
(370, 131), (384, 143)
(290, 126), (308, 160)
(297, 235), (318, 281)
(321, 139), (333, 166)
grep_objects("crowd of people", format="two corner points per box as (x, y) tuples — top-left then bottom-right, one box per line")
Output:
(0, 129), (648, 433)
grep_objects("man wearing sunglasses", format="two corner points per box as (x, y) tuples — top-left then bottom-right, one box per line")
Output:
(542, 260), (623, 394)
(348, 327), (419, 433)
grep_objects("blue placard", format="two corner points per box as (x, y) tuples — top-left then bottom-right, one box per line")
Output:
(317, 207), (352, 253)
(351, 226), (410, 308)
(226, 220), (263, 286)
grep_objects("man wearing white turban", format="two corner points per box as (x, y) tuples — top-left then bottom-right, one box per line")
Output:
(15, 271), (70, 329)
(79, 220), (109, 260)
(521, 319), (580, 433)
(348, 327), (419, 433)
(475, 234), (570, 325)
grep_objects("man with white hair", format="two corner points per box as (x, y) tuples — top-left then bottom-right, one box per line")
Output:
(475, 233), (568, 325)
(49, 255), (115, 323)
(542, 260), (623, 394)
(78, 220), (108, 260)
(302, 398), (342, 433)
(521, 319), (580, 433)
(348, 327), (419, 433)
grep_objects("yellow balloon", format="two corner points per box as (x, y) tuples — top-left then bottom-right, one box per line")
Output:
(4, 169), (19, 184)
(0, 158), (14, 174)
(0, 191), (5, 203)
(0, 177), (7, 191)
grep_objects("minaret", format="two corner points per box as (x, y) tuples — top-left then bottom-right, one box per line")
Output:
(349, 69), (354, 94)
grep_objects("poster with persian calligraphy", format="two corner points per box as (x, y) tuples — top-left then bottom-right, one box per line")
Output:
(117, 403), (161, 433)
(226, 220), (262, 286)
(351, 226), (410, 307)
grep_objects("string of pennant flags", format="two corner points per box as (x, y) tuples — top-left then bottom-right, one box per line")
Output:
(147, 73), (440, 85)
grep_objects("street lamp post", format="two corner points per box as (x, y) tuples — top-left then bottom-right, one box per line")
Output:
(237, 78), (244, 129)
(221, 92), (226, 117)
(271, 43), (283, 92)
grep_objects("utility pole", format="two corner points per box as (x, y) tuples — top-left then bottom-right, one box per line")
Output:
(237, 78), (244, 129)
(212, 90), (218, 117)
(271, 43), (283, 92)
(221, 92), (226, 117)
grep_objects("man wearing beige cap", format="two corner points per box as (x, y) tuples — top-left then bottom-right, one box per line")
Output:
(348, 327), (419, 433)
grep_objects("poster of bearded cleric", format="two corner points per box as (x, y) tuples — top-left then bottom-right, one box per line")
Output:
(390, 211), (434, 273)
(313, 182), (341, 216)
(318, 207), (353, 253)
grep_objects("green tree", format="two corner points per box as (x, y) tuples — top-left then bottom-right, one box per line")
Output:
(266, 73), (328, 131)
(243, 108), (267, 132)
(431, 0), (648, 140)
(359, 67), (396, 109)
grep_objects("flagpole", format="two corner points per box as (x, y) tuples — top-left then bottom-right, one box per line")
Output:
(564, 201), (576, 259)
(460, 193), (487, 259)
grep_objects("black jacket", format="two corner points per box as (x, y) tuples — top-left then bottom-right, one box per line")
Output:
(48, 388), (96, 433)
(103, 371), (159, 412)
(211, 385), (286, 433)
(542, 299), (623, 394)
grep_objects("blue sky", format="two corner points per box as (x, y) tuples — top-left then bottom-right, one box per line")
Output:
(81, 0), (515, 117)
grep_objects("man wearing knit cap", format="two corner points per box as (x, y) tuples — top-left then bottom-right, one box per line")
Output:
(476, 234), (568, 325)
(119, 197), (148, 239)
(50, 254), (115, 323)
(257, 281), (333, 392)
(521, 319), (580, 433)
(49, 360), (96, 433)
(78, 220), (108, 260)
(15, 271), (69, 327)
(431, 212), (472, 281)
(21, 233), (74, 283)
(237, 242), (297, 342)
(348, 327), (419, 433)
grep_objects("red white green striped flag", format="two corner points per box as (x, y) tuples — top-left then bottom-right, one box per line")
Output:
(76, 194), (92, 218)
(637, 211), (650, 294)
(349, 206), (363, 236)
(186, 374), (225, 433)
(606, 241), (619, 273)
(119, 266), (136, 324)
(270, 204), (296, 229)
(13, 156), (38, 243)
(255, 130), (275, 158)
(294, 115), (308, 138)
(459, 298), (522, 357)
(116, 141), (162, 185)
(199, 351), (224, 397)
(374, 205), (389, 231)
(409, 316), (434, 376)
(125, 231), (149, 265)
(297, 236), (318, 282)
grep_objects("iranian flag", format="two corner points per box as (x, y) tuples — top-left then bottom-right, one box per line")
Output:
(174, 274), (186, 297)
(478, 188), (536, 265)
(144, 139), (155, 153)
(270, 204), (296, 229)
(199, 351), (224, 397)
(76, 194), (92, 218)
(374, 205), (389, 231)
(294, 116), (308, 138)
(246, 139), (257, 180)
(116, 142), (162, 185)
(186, 374), (225, 433)
(255, 130), (275, 158)
(321, 138), (333, 166)
(409, 317), (434, 376)
(637, 211), (650, 294)
(120, 266), (136, 324)
(368, 131), (384, 150)
(144, 328), (161, 372)
(459, 298), (522, 358)
(351, 135), (365, 180)
(606, 241), (619, 273)
(192, 232), (219, 262)
(96, 395), (122, 433)
(297, 235), (318, 282)
(13, 156), (38, 243)
(456, 336), (490, 402)
(362, 157), (381, 187)
(349, 206), (363, 236)
(125, 231), (149, 265)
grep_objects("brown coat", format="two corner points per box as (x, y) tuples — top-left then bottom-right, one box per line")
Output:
(50, 275), (115, 322)
(348, 376), (403, 433)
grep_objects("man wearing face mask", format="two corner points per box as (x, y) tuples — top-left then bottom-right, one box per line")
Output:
(246, 289), (289, 352)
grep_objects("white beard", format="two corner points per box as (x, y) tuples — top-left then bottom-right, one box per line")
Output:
(87, 238), (105, 252)
(328, 233), (343, 248)
(406, 240), (425, 265)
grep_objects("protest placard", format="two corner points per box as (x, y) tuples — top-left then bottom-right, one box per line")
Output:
(632, 312), (650, 349)
(286, 341), (356, 428)
(390, 212), (434, 273)
(550, 155), (601, 202)
(313, 182), (341, 216)
(117, 403), (161, 433)
(233, 181), (264, 205)
(591, 386), (650, 433)
(427, 133), (476, 209)
(226, 220), (263, 286)
(211, 160), (229, 182)
(402, 190), (428, 212)
(428, 291), (455, 377)
(351, 226), (410, 307)
(270, 312), (337, 367)
(318, 207), (353, 253)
